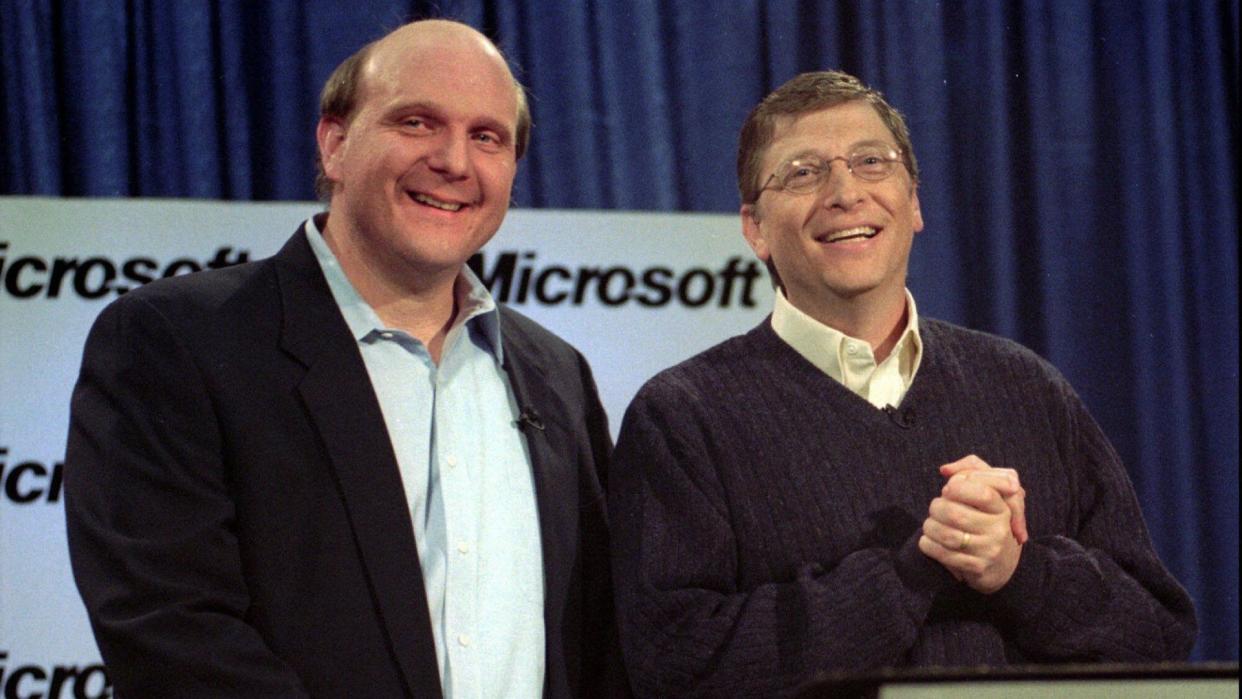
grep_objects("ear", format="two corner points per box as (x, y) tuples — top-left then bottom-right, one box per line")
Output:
(910, 186), (924, 234)
(316, 117), (348, 184)
(740, 203), (771, 261)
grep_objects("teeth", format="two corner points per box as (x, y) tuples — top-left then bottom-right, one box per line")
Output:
(412, 193), (463, 212)
(824, 226), (877, 242)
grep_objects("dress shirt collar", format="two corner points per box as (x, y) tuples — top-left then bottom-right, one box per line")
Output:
(770, 287), (923, 404)
(303, 215), (504, 363)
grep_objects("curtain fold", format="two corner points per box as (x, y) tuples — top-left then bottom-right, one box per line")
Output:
(2, 0), (1236, 661)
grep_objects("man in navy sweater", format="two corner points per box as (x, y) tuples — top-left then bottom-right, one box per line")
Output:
(609, 70), (1195, 697)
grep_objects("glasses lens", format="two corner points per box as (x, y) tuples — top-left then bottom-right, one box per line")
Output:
(851, 149), (898, 181)
(781, 160), (825, 193)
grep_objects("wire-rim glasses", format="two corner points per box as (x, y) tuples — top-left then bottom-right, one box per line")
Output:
(759, 142), (906, 196)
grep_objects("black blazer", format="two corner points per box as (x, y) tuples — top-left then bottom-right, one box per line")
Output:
(64, 229), (625, 698)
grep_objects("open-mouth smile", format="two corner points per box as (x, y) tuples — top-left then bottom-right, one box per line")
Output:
(410, 192), (465, 212)
(816, 226), (878, 243)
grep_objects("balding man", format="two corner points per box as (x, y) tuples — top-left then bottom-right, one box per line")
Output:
(65, 20), (624, 698)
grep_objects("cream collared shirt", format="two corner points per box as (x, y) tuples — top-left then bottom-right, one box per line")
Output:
(770, 289), (923, 409)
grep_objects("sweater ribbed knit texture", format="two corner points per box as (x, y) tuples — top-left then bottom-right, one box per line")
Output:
(610, 318), (1196, 698)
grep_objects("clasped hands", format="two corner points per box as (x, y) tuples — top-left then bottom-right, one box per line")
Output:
(918, 455), (1027, 594)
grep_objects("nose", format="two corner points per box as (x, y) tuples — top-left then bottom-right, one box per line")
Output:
(819, 158), (864, 210)
(427, 132), (471, 180)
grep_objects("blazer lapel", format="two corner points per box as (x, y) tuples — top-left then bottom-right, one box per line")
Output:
(501, 320), (580, 623)
(273, 231), (443, 698)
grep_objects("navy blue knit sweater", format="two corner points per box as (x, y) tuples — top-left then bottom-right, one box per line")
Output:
(609, 318), (1196, 698)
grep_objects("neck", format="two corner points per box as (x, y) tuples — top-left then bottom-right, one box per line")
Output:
(792, 286), (908, 363)
(376, 291), (460, 364)
(321, 216), (460, 362)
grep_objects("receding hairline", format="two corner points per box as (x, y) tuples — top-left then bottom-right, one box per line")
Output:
(313, 19), (532, 198)
(352, 20), (523, 126)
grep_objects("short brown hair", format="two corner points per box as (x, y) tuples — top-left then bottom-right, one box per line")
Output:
(313, 26), (533, 200)
(736, 70), (918, 206)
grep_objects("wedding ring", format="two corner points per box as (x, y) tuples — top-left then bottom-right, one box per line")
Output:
(960, 532), (972, 550)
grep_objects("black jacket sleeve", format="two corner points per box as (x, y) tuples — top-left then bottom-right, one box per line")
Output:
(64, 294), (309, 697)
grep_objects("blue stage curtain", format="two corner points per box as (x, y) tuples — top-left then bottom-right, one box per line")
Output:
(2, 0), (1237, 661)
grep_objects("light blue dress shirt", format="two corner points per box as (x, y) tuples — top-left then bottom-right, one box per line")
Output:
(306, 219), (545, 699)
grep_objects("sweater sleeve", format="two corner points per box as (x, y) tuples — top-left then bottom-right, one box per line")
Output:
(986, 379), (1197, 661)
(609, 379), (955, 698)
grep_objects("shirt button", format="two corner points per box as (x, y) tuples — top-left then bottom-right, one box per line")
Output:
(457, 542), (470, 554)
(846, 343), (858, 355)
(445, 455), (458, 468)
(380, 331), (394, 339)
(458, 634), (471, 647)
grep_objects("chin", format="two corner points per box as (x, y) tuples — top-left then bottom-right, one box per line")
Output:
(821, 278), (889, 300)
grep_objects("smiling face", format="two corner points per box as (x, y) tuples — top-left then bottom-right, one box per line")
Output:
(741, 100), (923, 324)
(317, 21), (519, 294)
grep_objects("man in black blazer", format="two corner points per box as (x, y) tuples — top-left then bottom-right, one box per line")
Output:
(64, 19), (624, 698)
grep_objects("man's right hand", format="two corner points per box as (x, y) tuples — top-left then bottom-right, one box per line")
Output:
(938, 455), (1028, 544)
(917, 455), (1029, 594)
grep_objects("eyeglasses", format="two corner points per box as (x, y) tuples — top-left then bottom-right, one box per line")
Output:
(758, 143), (906, 196)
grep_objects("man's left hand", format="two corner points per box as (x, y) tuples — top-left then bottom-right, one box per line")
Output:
(918, 459), (1024, 594)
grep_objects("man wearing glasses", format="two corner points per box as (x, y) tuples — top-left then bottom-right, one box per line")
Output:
(608, 71), (1195, 697)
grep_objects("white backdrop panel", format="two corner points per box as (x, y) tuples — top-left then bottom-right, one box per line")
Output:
(0, 197), (770, 695)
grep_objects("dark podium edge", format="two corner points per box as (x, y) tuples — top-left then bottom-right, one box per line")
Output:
(794, 661), (1240, 698)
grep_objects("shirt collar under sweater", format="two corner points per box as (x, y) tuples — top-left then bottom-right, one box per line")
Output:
(770, 288), (923, 409)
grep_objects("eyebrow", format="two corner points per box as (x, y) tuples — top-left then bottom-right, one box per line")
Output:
(776, 140), (898, 164)
(779, 149), (825, 164)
